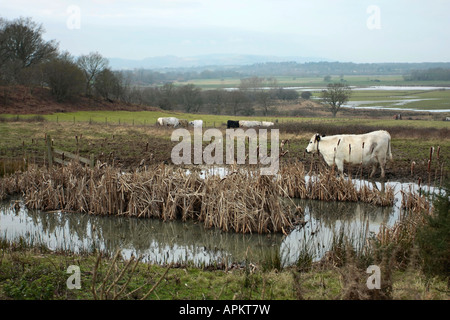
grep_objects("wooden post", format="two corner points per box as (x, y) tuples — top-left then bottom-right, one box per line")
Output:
(46, 135), (53, 167)
(90, 154), (95, 168)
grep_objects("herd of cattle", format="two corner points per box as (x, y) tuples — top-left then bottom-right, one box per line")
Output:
(157, 117), (202, 128)
(157, 117), (393, 178)
(156, 117), (275, 129)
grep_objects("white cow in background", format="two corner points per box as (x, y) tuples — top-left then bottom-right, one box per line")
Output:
(157, 117), (179, 127)
(189, 120), (203, 128)
(261, 121), (274, 127)
(305, 130), (393, 178)
(239, 120), (261, 128)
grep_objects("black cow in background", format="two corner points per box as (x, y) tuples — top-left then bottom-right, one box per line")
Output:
(227, 120), (239, 128)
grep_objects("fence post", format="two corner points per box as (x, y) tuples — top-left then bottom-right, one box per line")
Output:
(46, 134), (53, 167)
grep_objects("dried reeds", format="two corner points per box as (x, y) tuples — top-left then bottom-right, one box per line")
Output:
(0, 159), (406, 234)
(278, 160), (395, 206)
(1, 162), (299, 234)
(377, 186), (432, 254)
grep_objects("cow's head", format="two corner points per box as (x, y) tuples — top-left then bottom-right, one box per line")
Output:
(305, 133), (322, 153)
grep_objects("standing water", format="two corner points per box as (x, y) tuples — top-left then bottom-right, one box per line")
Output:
(1, 177), (422, 267)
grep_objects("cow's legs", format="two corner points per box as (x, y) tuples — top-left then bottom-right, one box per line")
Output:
(370, 158), (386, 179)
(380, 158), (386, 179)
(370, 163), (378, 178)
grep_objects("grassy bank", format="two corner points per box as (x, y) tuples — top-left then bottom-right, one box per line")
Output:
(0, 241), (448, 300)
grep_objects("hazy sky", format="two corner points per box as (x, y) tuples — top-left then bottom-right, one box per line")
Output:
(1, 0), (449, 63)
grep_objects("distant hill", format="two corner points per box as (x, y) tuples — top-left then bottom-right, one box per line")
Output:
(108, 55), (450, 79)
(108, 54), (329, 70)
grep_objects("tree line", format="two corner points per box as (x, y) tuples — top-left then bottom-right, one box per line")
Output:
(403, 68), (450, 81)
(125, 79), (300, 116)
(0, 16), (304, 116)
(1, 16), (353, 117)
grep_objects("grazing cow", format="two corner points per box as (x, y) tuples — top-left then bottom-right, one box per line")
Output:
(261, 121), (274, 127)
(305, 130), (393, 178)
(157, 117), (179, 127)
(227, 120), (239, 128)
(189, 120), (203, 128)
(239, 120), (261, 128)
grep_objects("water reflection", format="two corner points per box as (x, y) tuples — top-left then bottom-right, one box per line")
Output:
(1, 195), (397, 267)
(281, 199), (395, 266)
(0, 199), (282, 266)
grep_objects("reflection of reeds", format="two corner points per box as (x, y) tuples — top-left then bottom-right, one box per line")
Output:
(377, 186), (432, 270)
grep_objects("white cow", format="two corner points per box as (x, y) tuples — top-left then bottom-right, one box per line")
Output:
(189, 120), (203, 128)
(157, 117), (179, 127)
(261, 121), (274, 127)
(239, 120), (261, 128)
(305, 130), (393, 178)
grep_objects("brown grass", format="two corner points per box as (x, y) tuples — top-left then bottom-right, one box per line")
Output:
(0, 85), (160, 114)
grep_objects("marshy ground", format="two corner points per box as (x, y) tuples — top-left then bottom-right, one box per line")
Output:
(0, 106), (448, 301)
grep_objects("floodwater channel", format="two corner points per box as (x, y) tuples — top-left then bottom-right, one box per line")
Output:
(0, 178), (428, 267)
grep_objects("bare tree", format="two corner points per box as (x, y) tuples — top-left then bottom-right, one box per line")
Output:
(227, 90), (248, 116)
(94, 68), (121, 101)
(177, 84), (202, 113)
(203, 89), (226, 114)
(239, 76), (264, 90)
(158, 82), (176, 110)
(256, 90), (272, 116)
(77, 51), (108, 96)
(321, 82), (352, 117)
(43, 52), (84, 102)
(0, 17), (58, 84)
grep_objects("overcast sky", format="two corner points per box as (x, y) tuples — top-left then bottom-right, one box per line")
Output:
(1, 0), (449, 63)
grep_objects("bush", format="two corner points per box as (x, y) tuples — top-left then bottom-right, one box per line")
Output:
(416, 183), (450, 283)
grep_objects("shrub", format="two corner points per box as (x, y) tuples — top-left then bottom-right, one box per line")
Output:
(416, 183), (450, 283)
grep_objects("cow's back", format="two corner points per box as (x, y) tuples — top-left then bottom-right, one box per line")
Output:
(332, 131), (390, 164)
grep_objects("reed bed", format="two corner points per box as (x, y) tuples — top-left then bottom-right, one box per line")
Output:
(0, 159), (401, 234)
(1, 163), (299, 234)
(278, 160), (395, 206)
(378, 186), (432, 248)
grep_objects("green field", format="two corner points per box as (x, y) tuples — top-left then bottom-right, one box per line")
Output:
(2, 109), (450, 127)
(180, 75), (450, 89)
(176, 75), (450, 112)
(1, 110), (449, 183)
(346, 89), (450, 111)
